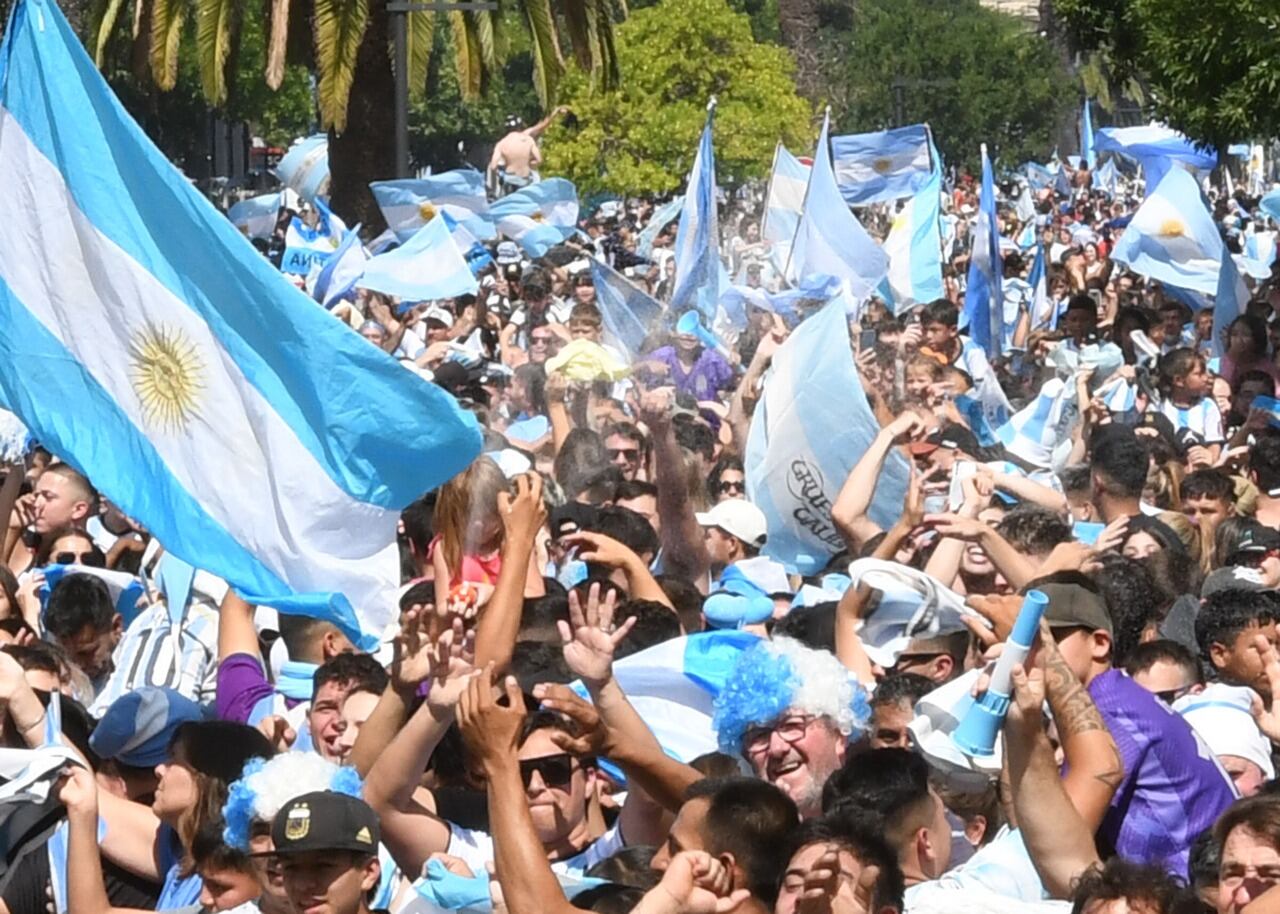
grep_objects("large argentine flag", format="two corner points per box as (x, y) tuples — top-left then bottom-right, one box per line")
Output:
(745, 299), (909, 574)
(1094, 124), (1217, 197)
(832, 124), (935, 205)
(489, 177), (580, 258)
(275, 134), (330, 204)
(0, 0), (481, 649)
(761, 143), (809, 281)
(370, 172), (493, 243)
(882, 166), (944, 312)
(1110, 167), (1223, 295)
(357, 215), (479, 302)
(962, 144), (1003, 360)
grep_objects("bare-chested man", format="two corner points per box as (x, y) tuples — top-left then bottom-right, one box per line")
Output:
(488, 106), (570, 197)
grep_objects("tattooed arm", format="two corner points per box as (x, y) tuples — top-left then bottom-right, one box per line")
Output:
(1040, 629), (1125, 833)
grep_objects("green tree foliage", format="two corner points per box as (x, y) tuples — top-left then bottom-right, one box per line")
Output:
(541, 0), (810, 196)
(1054, 0), (1280, 147)
(818, 0), (1071, 172)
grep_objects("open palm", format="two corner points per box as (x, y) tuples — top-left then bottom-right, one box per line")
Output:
(559, 583), (635, 689)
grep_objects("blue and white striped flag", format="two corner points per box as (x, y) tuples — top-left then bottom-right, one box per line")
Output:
(275, 134), (330, 203)
(1081, 99), (1096, 170)
(357, 215), (479, 302)
(762, 143), (810, 280)
(791, 111), (889, 301)
(1214, 244), (1251, 359)
(745, 299), (909, 574)
(310, 225), (368, 308)
(963, 144), (1003, 360)
(1237, 232), (1277, 281)
(228, 193), (282, 241)
(1092, 158), (1119, 195)
(996, 378), (1076, 469)
(1027, 243), (1053, 331)
(720, 274), (843, 328)
(0, 0), (482, 649)
(489, 177), (580, 258)
(882, 166), (944, 312)
(281, 209), (343, 276)
(1110, 167), (1222, 295)
(1262, 189), (1280, 223)
(588, 259), (665, 359)
(1022, 161), (1054, 191)
(670, 103), (723, 321)
(636, 196), (682, 260)
(1094, 124), (1218, 197)
(370, 171), (494, 243)
(831, 124), (935, 205)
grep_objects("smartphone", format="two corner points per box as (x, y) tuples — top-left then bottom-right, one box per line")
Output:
(859, 328), (878, 351)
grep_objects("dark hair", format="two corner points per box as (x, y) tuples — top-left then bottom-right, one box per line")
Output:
(788, 809), (905, 914)
(655, 575), (704, 635)
(822, 747), (928, 817)
(277, 613), (339, 661)
(191, 825), (255, 875)
(44, 573), (116, 641)
(1070, 858), (1196, 914)
(313, 652), (388, 701)
(1092, 430), (1149, 499)
(590, 506), (660, 563)
(614, 600), (681, 658)
(1228, 313), (1269, 360)
(1089, 554), (1161, 665)
(995, 505), (1073, 557)
(3, 642), (65, 677)
(1251, 433), (1280, 495)
(555, 429), (609, 499)
(603, 421), (646, 450)
(585, 846), (660, 889)
(400, 495), (436, 554)
(921, 299), (958, 328)
(573, 884), (646, 914)
(615, 480), (658, 503)
(673, 420), (716, 464)
(871, 672), (934, 709)
(1187, 828), (1220, 890)
(511, 641), (573, 691)
(1122, 639), (1202, 683)
(34, 525), (104, 569)
(685, 777), (800, 905)
(399, 580), (434, 612)
(1181, 468), (1235, 504)
(513, 363), (548, 417)
(519, 593), (570, 642)
(1196, 589), (1280, 664)
(709, 456), (745, 497)
(1213, 794), (1280, 850)
(1059, 463), (1092, 497)
(771, 602), (836, 652)
(1157, 348), (1204, 397)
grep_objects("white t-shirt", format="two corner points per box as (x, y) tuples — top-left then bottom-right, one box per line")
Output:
(903, 827), (1062, 913)
(446, 822), (624, 878)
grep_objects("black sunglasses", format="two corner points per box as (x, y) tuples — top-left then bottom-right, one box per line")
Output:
(54, 551), (104, 568)
(719, 479), (745, 493)
(608, 447), (640, 461)
(519, 754), (576, 789)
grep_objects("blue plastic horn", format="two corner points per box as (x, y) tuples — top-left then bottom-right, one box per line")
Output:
(675, 311), (730, 358)
(951, 589), (1049, 758)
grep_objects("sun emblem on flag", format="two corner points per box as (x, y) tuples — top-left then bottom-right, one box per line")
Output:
(872, 157), (894, 174)
(531, 211), (546, 223)
(1158, 218), (1186, 238)
(129, 324), (205, 431)
(418, 201), (438, 222)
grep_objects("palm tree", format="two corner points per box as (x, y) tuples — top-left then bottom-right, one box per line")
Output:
(776, 0), (819, 100)
(88, 0), (623, 228)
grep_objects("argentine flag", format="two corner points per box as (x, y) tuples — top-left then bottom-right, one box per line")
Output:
(1094, 124), (1217, 197)
(636, 196), (682, 260)
(281, 210), (343, 276)
(761, 143), (810, 282)
(1027, 243), (1053, 330)
(882, 165), (944, 312)
(0, 0), (481, 649)
(832, 125), (935, 205)
(1110, 167), (1222, 295)
(1081, 99), (1096, 170)
(962, 144), (1003, 360)
(370, 171), (494, 243)
(310, 227), (368, 308)
(228, 193), (281, 241)
(275, 134), (330, 203)
(357, 215), (479, 303)
(489, 177), (580, 258)
(790, 111), (889, 301)
(588, 259), (665, 359)
(670, 103), (723, 322)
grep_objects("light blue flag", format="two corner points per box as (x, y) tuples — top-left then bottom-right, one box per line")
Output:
(882, 165), (944, 312)
(228, 193), (281, 241)
(281, 209), (343, 276)
(762, 143), (810, 278)
(1262, 189), (1280, 223)
(790, 112), (889, 301)
(489, 177), (580, 258)
(1094, 125), (1217, 197)
(589, 259), (665, 358)
(370, 171), (494, 243)
(1081, 99), (1096, 170)
(744, 299), (909, 573)
(1213, 245), (1251, 359)
(275, 134), (330, 203)
(1022, 162), (1054, 191)
(1110, 167), (1223, 295)
(1027, 242), (1054, 330)
(963, 144), (1003, 360)
(1238, 232), (1277, 281)
(831, 124), (935, 205)
(357, 215), (479, 302)
(311, 225), (367, 308)
(637, 196), (682, 260)
(721, 274), (843, 328)
(0, 0), (481, 650)
(1092, 158), (1119, 195)
(670, 103), (723, 321)
(997, 377), (1076, 468)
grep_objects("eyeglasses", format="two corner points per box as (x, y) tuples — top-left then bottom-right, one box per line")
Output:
(719, 479), (745, 494)
(54, 551), (104, 568)
(608, 447), (640, 462)
(530, 335), (553, 346)
(742, 715), (818, 756)
(519, 753), (577, 789)
(1154, 685), (1194, 705)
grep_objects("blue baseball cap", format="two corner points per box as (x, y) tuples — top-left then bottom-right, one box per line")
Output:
(90, 687), (206, 769)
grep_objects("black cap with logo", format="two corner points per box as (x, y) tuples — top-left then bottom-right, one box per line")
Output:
(268, 791), (380, 857)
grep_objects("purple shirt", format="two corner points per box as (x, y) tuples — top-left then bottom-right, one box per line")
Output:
(1086, 668), (1237, 875)
(216, 652), (300, 723)
(647, 346), (735, 401)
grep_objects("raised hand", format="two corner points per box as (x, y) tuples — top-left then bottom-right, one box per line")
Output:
(654, 851), (750, 914)
(391, 603), (475, 708)
(497, 472), (546, 545)
(57, 764), (98, 822)
(558, 583), (635, 689)
(639, 387), (677, 434)
(457, 663), (525, 771)
(530, 682), (609, 757)
(558, 530), (639, 570)
(1251, 634), (1280, 743)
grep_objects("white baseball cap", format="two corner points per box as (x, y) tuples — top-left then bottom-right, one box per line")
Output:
(1174, 684), (1275, 780)
(695, 499), (767, 549)
(423, 305), (454, 328)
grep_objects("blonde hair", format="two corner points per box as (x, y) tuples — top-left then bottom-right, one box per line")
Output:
(433, 455), (509, 573)
(1144, 462), (1183, 511)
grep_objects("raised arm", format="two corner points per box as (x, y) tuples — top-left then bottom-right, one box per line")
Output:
(459, 666), (586, 914)
(831, 413), (923, 551)
(546, 371), (574, 456)
(474, 473), (546, 673)
(60, 767), (152, 914)
(641, 387), (710, 589)
(559, 530), (674, 609)
(524, 106), (568, 139)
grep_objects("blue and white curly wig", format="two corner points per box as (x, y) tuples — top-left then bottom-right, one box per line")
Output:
(712, 637), (871, 755)
(223, 751), (364, 851)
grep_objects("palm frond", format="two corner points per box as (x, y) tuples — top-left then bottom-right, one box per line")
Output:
(560, 0), (596, 71)
(313, 0), (370, 133)
(449, 8), (482, 101)
(266, 0), (290, 89)
(472, 8), (498, 73)
(522, 0), (564, 109)
(93, 0), (128, 65)
(132, 0), (145, 37)
(149, 0), (186, 90)
(195, 0), (236, 104)
(404, 8), (436, 100)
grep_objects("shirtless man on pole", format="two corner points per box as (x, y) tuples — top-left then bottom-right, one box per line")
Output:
(488, 106), (570, 198)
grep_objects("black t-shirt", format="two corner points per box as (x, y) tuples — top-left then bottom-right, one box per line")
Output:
(1, 850), (160, 913)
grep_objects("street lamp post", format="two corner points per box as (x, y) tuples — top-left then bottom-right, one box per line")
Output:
(387, 1), (499, 178)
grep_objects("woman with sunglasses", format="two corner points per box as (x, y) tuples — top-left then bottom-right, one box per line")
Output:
(708, 457), (746, 504)
(34, 526), (106, 569)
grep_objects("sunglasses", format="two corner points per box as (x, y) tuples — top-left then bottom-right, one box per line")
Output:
(519, 754), (577, 789)
(530, 335), (553, 346)
(608, 447), (640, 462)
(1154, 686), (1193, 705)
(719, 479), (745, 494)
(54, 551), (104, 568)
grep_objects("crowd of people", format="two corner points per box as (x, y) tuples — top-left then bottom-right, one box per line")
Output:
(3, 141), (1280, 914)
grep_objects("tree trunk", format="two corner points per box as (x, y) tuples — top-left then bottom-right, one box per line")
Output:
(777, 0), (821, 101)
(328, 4), (395, 235)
